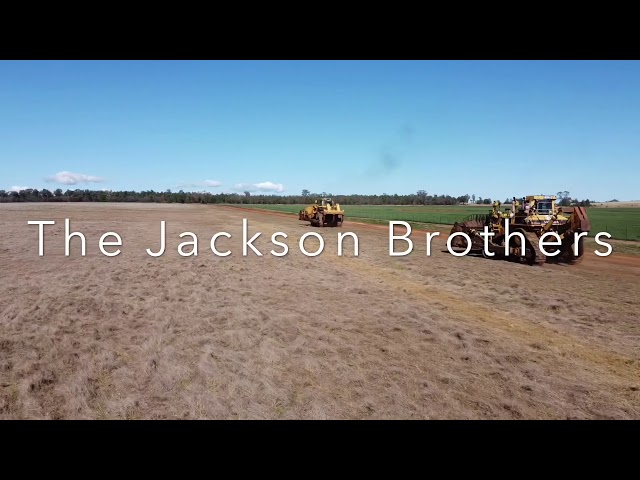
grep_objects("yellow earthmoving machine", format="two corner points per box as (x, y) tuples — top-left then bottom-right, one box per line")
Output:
(449, 195), (591, 265)
(299, 197), (345, 227)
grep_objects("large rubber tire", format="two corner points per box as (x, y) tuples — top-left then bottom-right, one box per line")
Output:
(572, 236), (585, 263)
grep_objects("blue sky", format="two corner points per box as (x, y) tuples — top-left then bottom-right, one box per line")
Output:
(1, 60), (638, 201)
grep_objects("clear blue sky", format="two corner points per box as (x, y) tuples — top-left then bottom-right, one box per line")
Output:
(1, 60), (638, 201)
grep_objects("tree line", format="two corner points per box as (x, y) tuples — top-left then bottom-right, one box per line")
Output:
(0, 187), (593, 207)
(0, 188), (475, 205)
(555, 191), (592, 207)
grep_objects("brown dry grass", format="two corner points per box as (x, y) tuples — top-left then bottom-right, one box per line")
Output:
(592, 201), (640, 208)
(1, 203), (639, 419)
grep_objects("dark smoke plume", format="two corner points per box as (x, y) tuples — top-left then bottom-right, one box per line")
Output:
(366, 124), (414, 177)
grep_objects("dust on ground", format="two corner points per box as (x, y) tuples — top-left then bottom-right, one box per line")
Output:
(1, 203), (639, 419)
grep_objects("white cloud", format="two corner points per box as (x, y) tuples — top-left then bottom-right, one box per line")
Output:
(9, 186), (30, 192)
(234, 181), (285, 193)
(45, 171), (105, 185)
(202, 180), (222, 187)
(177, 180), (223, 188)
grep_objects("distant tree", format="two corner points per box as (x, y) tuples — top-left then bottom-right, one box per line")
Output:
(483, 198), (492, 204)
(472, 194), (476, 203)
(416, 190), (428, 205)
(302, 189), (310, 197)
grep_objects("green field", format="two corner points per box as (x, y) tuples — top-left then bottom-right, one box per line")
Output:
(236, 204), (640, 241)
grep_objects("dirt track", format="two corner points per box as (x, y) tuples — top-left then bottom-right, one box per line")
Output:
(1, 203), (639, 419)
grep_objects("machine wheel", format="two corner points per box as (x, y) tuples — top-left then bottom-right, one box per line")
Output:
(570, 236), (586, 263)
(525, 248), (537, 265)
(577, 236), (585, 257)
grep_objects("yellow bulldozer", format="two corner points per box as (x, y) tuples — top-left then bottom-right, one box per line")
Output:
(449, 195), (591, 265)
(299, 197), (345, 227)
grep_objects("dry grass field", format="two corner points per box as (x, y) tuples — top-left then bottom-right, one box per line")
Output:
(1, 203), (639, 419)
(593, 201), (640, 208)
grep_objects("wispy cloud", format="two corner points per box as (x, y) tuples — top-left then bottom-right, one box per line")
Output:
(45, 171), (105, 185)
(9, 185), (29, 192)
(177, 180), (223, 188)
(234, 181), (285, 193)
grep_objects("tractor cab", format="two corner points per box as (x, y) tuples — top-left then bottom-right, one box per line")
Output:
(319, 197), (342, 212)
(535, 200), (553, 215)
(524, 195), (558, 217)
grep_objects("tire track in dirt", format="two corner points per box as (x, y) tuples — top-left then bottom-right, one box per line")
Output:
(319, 254), (639, 387)
(226, 206), (639, 387)
(219, 205), (639, 354)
